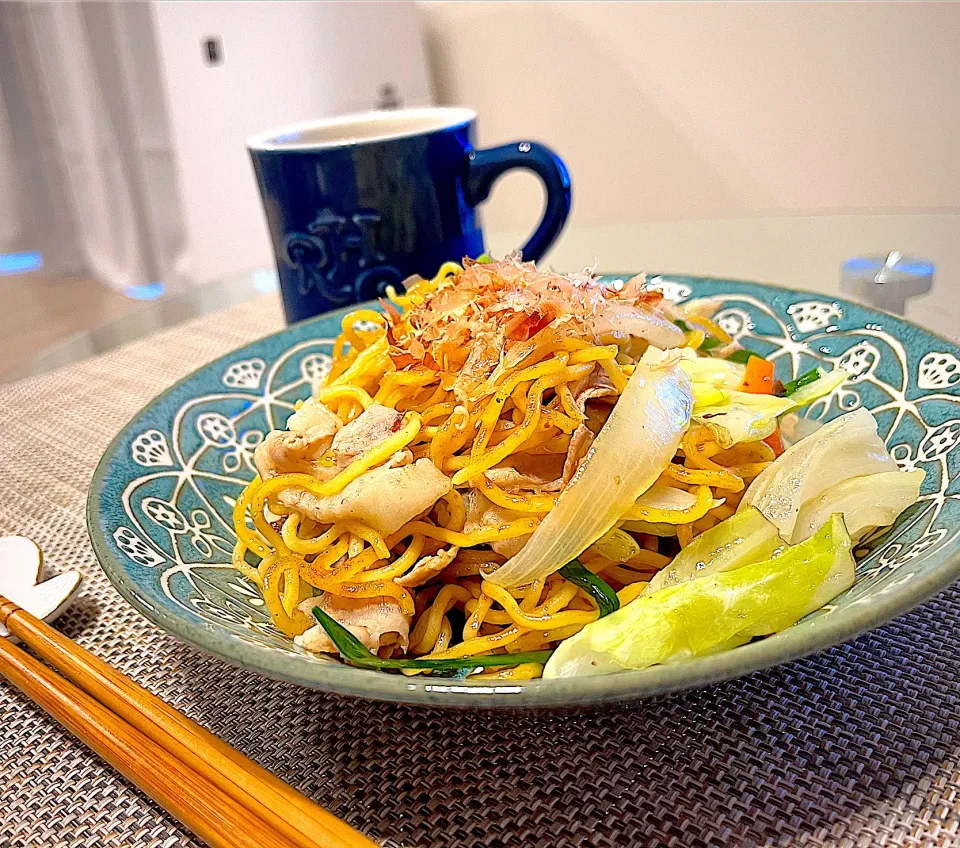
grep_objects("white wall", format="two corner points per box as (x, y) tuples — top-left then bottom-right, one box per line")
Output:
(151, 1), (433, 285)
(419, 1), (960, 238)
(0, 85), (21, 252)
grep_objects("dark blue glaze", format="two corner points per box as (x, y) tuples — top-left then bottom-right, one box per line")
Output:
(249, 116), (570, 324)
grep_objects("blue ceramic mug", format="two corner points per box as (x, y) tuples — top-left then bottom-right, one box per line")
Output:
(248, 107), (571, 324)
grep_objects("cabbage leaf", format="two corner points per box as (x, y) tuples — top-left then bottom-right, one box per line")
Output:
(740, 408), (900, 542)
(543, 514), (854, 678)
(642, 507), (782, 595)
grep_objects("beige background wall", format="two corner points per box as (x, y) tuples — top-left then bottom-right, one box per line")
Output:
(151, 1), (433, 285)
(418, 1), (960, 237)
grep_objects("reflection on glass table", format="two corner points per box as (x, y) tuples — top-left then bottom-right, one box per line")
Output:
(4, 269), (280, 384)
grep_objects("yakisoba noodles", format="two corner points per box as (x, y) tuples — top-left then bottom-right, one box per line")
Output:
(232, 256), (923, 679)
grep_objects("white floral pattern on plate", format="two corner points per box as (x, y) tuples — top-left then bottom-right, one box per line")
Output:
(89, 277), (960, 701)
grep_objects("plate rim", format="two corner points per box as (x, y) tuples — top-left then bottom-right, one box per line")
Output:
(86, 274), (960, 709)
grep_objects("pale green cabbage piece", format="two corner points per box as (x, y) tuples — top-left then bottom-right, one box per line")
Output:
(683, 357), (847, 448)
(679, 356), (745, 390)
(693, 391), (794, 448)
(787, 367), (847, 407)
(791, 469), (925, 544)
(543, 514), (854, 679)
(740, 408), (900, 542)
(642, 507), (782, 595)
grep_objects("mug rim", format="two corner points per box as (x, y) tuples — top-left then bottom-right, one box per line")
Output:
(247, 107), (477, 152)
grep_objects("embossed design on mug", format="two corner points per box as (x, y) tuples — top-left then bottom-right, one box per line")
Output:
(282, 208), (404, 305)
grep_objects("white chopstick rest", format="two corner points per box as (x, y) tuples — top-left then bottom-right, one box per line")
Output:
(0, 536), (81, 638)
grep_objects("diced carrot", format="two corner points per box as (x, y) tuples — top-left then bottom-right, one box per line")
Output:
(741, 357), (775, 394)
(764, 428), (785, 457)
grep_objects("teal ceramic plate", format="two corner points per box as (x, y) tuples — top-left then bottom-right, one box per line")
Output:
(88, 276), (960, 709)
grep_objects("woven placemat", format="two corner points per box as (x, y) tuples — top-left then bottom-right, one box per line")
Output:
(2, 295), (960, 848)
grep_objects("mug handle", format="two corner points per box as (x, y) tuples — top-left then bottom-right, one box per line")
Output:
(464, 141), (571, 263)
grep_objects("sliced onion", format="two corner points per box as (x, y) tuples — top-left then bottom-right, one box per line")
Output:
(594, 303), (687, 350)
(626, 484), (723, 524)
(588, 528), (642, 561)
(740, 408), (899, 541)
(791, 469), (924, 545)
(487, 348), (692, 587)
(620, 484), (723, 534)
(634, 484), (699, 511)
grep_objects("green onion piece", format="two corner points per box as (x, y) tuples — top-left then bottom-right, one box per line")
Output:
(725, 349), (764, 364)
(312, 608), (551, 672)
(558, 559), (620, 617)
(433, 666), (476, 680)
(674, 319), (692, 333)
(783, 366), (821, 395)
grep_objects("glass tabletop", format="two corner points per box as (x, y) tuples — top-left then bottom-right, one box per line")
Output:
(6, 213), (957, 384)
(3, 268), (282, 384)
(488, 212), (958, 340)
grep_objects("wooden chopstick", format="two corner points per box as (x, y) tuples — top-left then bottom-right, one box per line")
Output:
(0, 594), (377, 848)
(0, 636), (304, 848)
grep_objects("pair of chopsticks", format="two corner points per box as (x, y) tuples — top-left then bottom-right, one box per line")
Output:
(0, 593), (377, 848)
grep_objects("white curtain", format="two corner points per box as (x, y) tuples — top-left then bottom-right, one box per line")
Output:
(0, 1), (188, 292)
